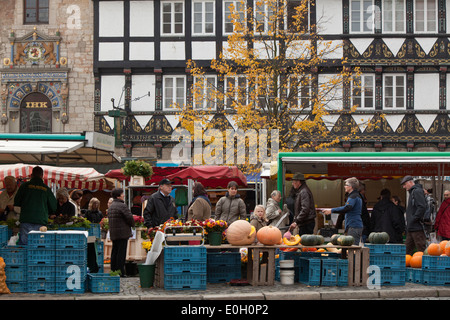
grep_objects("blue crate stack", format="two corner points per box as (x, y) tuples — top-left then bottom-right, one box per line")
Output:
(366, 244), (406, 286)
(26, 231), (88, 294)
(0, 245), (28, 292)
(164, 246), (207, 290)
(420, 255), (450, 285)
(207, 251), (241, 283)
(0, 225), (8, 247)
(297, 251), (348, 286)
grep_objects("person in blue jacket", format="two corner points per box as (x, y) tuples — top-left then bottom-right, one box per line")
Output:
(323, 177), (363, 245)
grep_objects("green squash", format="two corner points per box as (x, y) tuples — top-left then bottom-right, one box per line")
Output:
(330, 234), (341, 245)
(300, 234), (316, 246)
(337, 235), (355, 246)
(315, 235), (325, 245)
(368, 232), (390, 244)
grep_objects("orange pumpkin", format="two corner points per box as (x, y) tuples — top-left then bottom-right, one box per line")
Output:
(445, 241), (450, 257)
(405, 254), (412, 267)
(410, 255), (423, 268)
(439, 240), (448, 255)
(413, 251), (424, 257)
(256, 226), (282, 245)
(226, 220), (256, 246)
(427, 243), (442, 256)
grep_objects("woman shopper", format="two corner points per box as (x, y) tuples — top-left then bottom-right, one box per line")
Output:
(214, 181), (247, 224)
(108, 188), (135, 277)
(85, 197), (103, 223)
(187, 182), (211, 221)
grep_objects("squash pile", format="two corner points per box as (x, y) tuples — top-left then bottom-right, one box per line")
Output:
(407, 241), (450, 268)
(0, 257), (10, 294)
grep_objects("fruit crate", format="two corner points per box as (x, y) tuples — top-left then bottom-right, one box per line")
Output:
(28, 280), (56, 294)
(422, 256), (450, 270)
(422, 270), (450, 286)
(27, 232), (56, 249)
(164, 246), (207, 263)
(0, 225), (8, 247)
(337, 259), (349, 286)
(321, 259), (338, 286)
(298, 257), (321, 286)
(88, 224), (101, 238)
(0, 246), (28, 266)
(55, 280), (86, 294)
(378, 269), (406, 286)
(164, 261), (206, 274)
(6, 281), (27, 293)
(87, 273), (120, 293)
(27, 248), (55, 265)
(207, 264), (242, 283)
(27, 264), (55, 281)
(55, 248), (87, 265)
(4, 266), (27, 282)
(55, 232), (88, 249)
(164, 273), (207, 290)
(406, 268), (423, 283)
(369, 253), (405, 269)
(365, 244), (405, 255)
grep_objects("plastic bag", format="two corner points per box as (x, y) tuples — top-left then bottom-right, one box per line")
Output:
(8, 235), (18, 246)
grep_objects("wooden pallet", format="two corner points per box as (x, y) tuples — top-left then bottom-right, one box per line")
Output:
(345, 247), (370, 287)
(247, 247), (276, 286)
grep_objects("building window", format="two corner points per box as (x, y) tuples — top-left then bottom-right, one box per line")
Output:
(352, 74), (375, 109)
(225, 75), (248, 108)
(350, 0), (375, 33)
(162, 1), (184, 35)
(254, 1), (275, 34)
(193, 76), (217, 110)
(414, 0), (437, 33)
(288, 75), (311, 110)
(20, 93), (52, 133)
(193, 1), (215, 35)
(383, 74), (405, 109)
(383, 0), (405, 33)
(286, 0), (310, 33)
(24, 0), (49, 24)
(164, 76), (186, 109)
(224, 1), (246, 34)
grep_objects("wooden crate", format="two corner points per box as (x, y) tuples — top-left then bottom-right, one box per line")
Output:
(345, 247), (370, 287)
(247, 247), (276, 286)
(154, 253), (164, 288)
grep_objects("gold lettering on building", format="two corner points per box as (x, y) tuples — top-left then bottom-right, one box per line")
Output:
(25, 102), (48, 108)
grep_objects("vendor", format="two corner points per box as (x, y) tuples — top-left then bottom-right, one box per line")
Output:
(52, 188), (76, 218)
(0, 176), (20, 221)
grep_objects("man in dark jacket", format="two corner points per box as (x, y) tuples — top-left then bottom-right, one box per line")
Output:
(370, 188), (405, 243)
(289, 172), (316, 235)
(108, 188), (135, 276)
(401, 176), (427, 255)
(143, 178), (178, 228)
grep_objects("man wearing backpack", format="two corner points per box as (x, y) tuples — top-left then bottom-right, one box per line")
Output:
(401, 176), (427, 255)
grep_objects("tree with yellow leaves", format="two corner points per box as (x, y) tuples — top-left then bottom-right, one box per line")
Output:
(175, 0), (369, 172)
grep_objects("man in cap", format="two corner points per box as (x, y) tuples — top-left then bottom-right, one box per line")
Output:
(401, 175), (427, 255)
(289, 172), (316, 235)
(0, 176), (19, 221)
(143, 178), (178, 228)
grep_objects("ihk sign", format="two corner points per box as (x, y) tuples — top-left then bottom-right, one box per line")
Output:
(171, 122), (279, 165)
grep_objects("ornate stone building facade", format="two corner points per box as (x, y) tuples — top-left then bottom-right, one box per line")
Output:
(0, 0), (95, 135)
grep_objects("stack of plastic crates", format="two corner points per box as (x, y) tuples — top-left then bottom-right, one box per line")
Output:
(0, 245), (28, 292)
(421, 255), (450, 285)
(27, 231), (57, 293)
(0, 225), (8, 247)
(366, 244), (406, 286)
(207, 250), (241, 283)
(164, 246), (207, 290)
(298, 251), (348, 286)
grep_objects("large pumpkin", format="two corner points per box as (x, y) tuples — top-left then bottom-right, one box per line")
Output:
(446, 241), (450, 257)
(410, 255), (422, 268)
(226, 220), (256, 246)
(257, 226), (282, 246)
(405, 254), (412, 267)
(427, 243), (442, 256)
(439, 240), (448, 255)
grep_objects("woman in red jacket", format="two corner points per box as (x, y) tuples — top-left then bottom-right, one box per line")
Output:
(435, 190), (450, 241)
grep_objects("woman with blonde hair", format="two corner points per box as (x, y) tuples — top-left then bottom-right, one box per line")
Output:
(250, 205), (269, 232)
(86, 197), (102, 223)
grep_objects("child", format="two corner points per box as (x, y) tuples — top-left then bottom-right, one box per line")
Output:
(250, 205), (269, 232)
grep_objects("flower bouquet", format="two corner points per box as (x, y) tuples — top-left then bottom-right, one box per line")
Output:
(142, 240), (152, 252)
(133, 215), (145, 228)
(201, 219), (228, 245)
(100, 217), (109, 232)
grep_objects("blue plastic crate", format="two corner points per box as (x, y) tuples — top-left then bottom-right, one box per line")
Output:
(301, 251), (340, 259)
(422, 255), (450, 270)
(88, 224), (101, 238)
(370, 253), (405, 269)
(28, 280), (56, 294)
(405, 268), (423, 283)
(207, 251), (241, 266)
(0, 225), (8, 247)
(56, 232), (87, 249)
(5, 266), (27, 282)
(87, 273), (120, 293)
(321, 259), (338, 286)
(365, 244), (405, 255)
(6, 281), (27, 293)
(164, 246), (207, 263)
(207, 264), (242, 283)
(55, 280), (86, 294)
(27, 232), (56, 249)
(27, 264), (55, 281)
(379, 269), (406, 286)
(55, 264), (87, 281)
(165, 261), (207, 274)
(422, 269), (450, 286)
(27, 248), (55, 265)
(55, 248), (87, 265)
(337, 259), (348, 286)
(0, 246), (27, 266)
(164, 273), (207, 290)
(298, 258), (321, 286)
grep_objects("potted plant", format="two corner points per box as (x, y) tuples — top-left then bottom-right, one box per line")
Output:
(201, 219), (228, 245)
(122, 160), (153, 186)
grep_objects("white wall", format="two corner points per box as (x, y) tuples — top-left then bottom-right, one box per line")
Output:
(160, 42), (186, 60)
(129, 42), (155, 60)
(132, 75), (156, 112)
(316, 0), (343, 35)
(414, 73), (439, 110)
(99, 1), (124, 37)
(98, 43), (124, 61)
(130, 1), (154, 37)
(191, 41), (216, 60)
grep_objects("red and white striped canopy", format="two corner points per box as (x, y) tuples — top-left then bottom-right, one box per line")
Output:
(0, 163), (112, 190)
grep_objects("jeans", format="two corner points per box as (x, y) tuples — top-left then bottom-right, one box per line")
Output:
(346, 227), (363, 246)
(18, 222), (44, 245)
